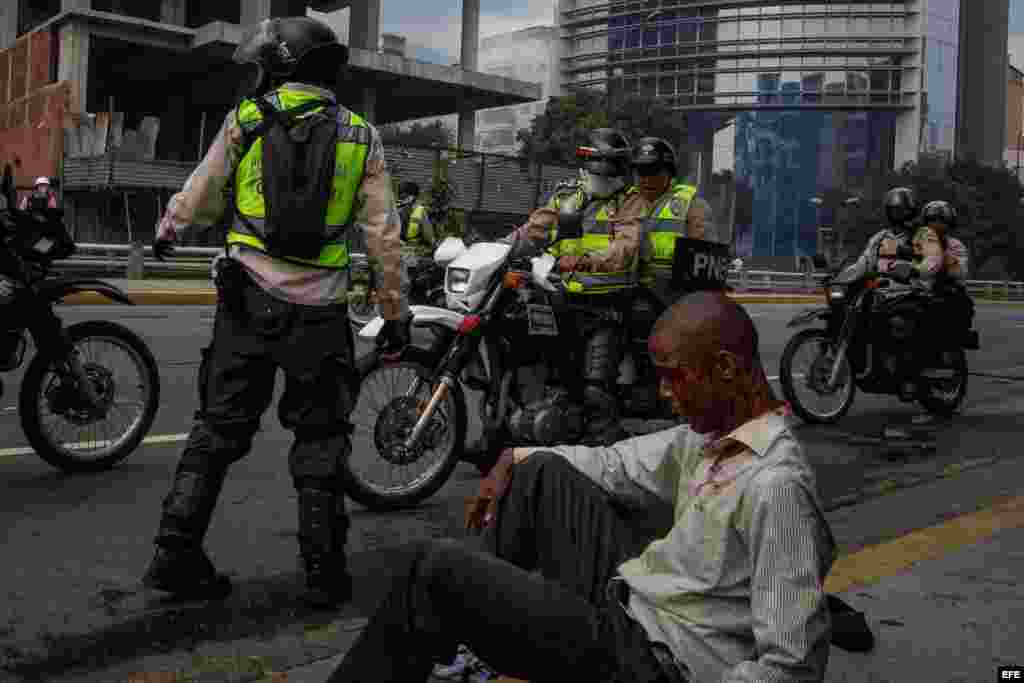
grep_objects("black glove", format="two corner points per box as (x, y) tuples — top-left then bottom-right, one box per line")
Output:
(895, 244), (915, 261)
(153, 237), (176, 262)
(888, 261), (919, 282)
(377, 316), (411, 358)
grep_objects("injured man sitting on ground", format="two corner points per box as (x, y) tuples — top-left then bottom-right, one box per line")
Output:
(326, 291), (846, 683)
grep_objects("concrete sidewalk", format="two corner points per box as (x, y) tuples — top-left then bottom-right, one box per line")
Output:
(271, 483), (1024, 683)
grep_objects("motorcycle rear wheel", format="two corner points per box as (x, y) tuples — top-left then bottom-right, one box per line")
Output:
(19, 320), (160, 472)
(344, 361), (466, 511)
(779, 328), (857, 425)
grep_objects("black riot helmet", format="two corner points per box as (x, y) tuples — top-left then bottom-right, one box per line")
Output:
(920, 200), (957, 230)
(631, 137), (678, 177)
(233, 17), (350, 95)
(883, 186), (918, 228)
(576, 128), (631, 177)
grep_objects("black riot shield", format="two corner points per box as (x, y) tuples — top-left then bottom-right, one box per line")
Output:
(670, 237), (731, 293)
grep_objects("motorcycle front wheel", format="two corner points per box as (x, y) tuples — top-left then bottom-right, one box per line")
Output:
(779, 328), (856, 424)
(19, 320), (160, 472)
(344, 361), (466, 510)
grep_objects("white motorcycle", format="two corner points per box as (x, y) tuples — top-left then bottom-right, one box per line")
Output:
(343, 226), (669, 510)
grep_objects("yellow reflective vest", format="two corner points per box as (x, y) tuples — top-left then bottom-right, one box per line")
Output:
(638, 181), (698, 286)
(547, 188), (636, 296)
(227, 86), (370, 269)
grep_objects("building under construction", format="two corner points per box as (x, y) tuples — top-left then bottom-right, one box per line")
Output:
(0, 0), (541, 243)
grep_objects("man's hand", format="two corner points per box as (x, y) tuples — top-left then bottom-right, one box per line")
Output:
(878, 238), (898, 257)
(377, 316), (411, 360)
(464, 448), (518, 532)
(557, 255), (580, 273)
(153, 236), (176, 262)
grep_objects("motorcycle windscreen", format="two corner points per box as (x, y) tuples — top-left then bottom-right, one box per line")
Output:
(670, 237), (731, 293)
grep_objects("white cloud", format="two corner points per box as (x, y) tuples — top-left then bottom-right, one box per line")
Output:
(1011, 33), (1024, 71)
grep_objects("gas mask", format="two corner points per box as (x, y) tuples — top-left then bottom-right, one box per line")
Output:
(583, 171), (626, 199)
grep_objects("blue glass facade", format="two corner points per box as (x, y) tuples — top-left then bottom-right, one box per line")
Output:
(725, 110), (898, 258)
(922, 0), (960, 157)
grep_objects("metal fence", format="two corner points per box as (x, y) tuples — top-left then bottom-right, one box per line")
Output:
(56, 244), (1024, 301)
(62, 144), (580, 218)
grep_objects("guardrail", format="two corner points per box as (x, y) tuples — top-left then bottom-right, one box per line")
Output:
(56, 243), (1024, 300)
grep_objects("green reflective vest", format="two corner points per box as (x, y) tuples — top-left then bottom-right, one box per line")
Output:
(549, 189), (635, 296)
(406, 203), (428, 243)
(227, 87), (371, 269)
(638, 182), (698, 285)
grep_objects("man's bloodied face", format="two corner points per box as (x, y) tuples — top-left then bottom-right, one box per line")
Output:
(647, 293), (759, 434)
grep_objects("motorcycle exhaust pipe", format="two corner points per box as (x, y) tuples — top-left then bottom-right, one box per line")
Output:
(405, 375), (454, 448)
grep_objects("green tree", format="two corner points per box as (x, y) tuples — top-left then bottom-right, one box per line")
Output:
(516, 90), (688, 167)
(380, 120), (453, 149)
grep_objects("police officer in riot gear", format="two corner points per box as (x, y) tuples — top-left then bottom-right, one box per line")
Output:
(144, 16), (409, 609)
(398, 181), (435, 257)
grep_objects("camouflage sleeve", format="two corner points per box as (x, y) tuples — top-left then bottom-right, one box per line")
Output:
(913, 227), (945, 278)
(156, 110), (242, 241)
(587, 198), (643, 272)
(945, 237), (969, 280)
(686, 197), (713, 241)
(356, 123), (406, 320)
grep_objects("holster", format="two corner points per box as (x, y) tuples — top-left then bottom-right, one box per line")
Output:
(214, 257), (251, 323)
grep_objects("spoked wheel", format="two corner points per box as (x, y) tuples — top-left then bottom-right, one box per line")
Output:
(917, 349), (968, 416)
(19, 321), (160, 472)
(344, 362), (466, 510)
(779, 328), (856, 424)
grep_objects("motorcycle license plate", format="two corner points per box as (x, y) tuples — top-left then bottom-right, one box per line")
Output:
(526, 304), (559, 336)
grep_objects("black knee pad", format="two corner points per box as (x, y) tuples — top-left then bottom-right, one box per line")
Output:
(179, 420), (258, 473)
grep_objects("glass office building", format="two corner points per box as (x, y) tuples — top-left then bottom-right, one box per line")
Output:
(557, 0), (998, 260)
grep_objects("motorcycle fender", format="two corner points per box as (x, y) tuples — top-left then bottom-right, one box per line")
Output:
(787, 307), (829, 328)
(357, 305), (466, 340)
(38, 278), (134, 305)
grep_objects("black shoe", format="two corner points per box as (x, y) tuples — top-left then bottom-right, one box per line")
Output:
(302, 564), (353, 609)
(142, 546), (232, 600)
(828, 595), (875, 652)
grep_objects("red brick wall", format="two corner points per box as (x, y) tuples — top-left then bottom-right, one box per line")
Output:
(0, 30), (65, 189)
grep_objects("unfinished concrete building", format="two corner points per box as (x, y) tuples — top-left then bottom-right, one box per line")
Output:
(0, 0), (540, 242)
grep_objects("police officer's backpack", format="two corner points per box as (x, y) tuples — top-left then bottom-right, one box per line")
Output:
(235, 96), (341, 261)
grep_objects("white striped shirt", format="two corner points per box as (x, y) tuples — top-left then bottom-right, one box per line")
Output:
(539, 410), (836, 682)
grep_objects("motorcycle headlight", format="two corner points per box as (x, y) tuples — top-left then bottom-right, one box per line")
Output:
(446, 267), (470, 294)
(827, 285), (845, 302)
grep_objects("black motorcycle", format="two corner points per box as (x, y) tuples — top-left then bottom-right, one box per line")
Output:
(0, 197), (160, 472)
(779, 257), (979, 424)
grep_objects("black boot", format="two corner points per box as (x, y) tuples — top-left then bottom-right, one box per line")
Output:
(297, 486), (353, 609)
(142, 470), (232, 600)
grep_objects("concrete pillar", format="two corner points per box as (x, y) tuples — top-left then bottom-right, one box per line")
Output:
(457, 104), (475, 151)
(160, 0), (186, 26)
(240, 0), (273, 27)
(0, 0), (17, 51)
(58, 23), (90, 113)
(460, 0), (479, 71)
(349, 0), (381, 52)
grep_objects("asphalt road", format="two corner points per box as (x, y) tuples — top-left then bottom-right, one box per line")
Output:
(2, 302), (1024, 681)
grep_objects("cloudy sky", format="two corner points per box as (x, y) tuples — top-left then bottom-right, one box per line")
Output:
(312, 0), (556, 64)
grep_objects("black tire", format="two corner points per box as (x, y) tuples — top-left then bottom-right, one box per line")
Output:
(20, 320), (160, 473)
(917, 349), (968, 416)
(779, 328), (856, 425)
(343, 361), (466, 511)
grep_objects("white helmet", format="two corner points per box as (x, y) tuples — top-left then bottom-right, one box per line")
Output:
(34, 177), (51, 187)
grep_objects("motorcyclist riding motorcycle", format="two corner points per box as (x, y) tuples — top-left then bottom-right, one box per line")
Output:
(142, 16), (409, 609)
(397, 181), (435, 258)
(621, 137), (717, 307)
(19, 177), (58, 211)
(506, 129), (641, 440)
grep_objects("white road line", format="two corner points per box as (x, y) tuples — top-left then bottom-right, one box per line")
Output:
(0, 432), (190, 459)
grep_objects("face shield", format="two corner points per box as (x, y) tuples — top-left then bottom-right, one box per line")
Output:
(577, 146), (627, 198)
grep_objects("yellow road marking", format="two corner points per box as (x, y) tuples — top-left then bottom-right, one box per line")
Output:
(825, 494), (1024, 593)
(0, 432), (190, 459)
